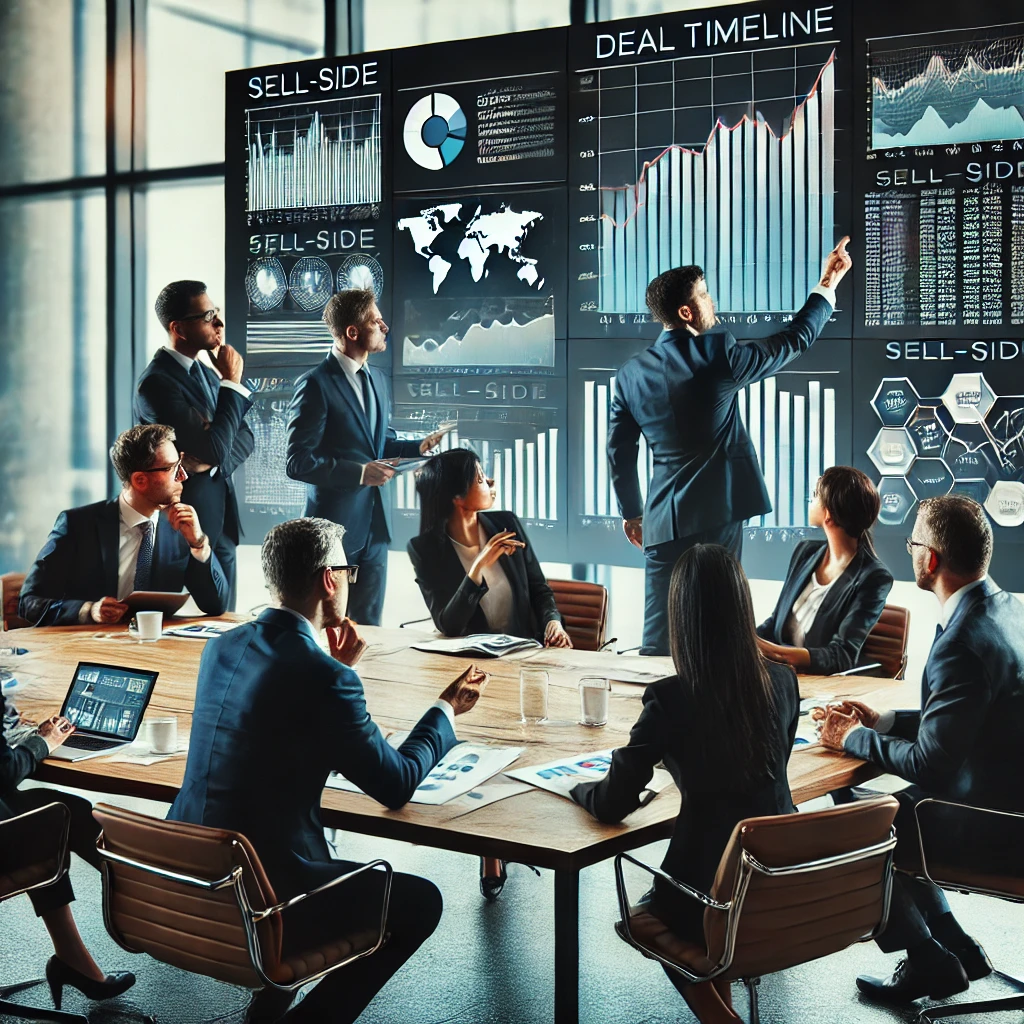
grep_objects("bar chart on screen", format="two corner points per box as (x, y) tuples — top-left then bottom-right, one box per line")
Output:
(570, 32), (851, 339)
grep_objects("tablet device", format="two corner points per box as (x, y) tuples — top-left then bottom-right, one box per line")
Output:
(123, 591), (190, 615)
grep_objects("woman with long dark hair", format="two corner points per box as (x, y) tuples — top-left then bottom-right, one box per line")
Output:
(408, 447), (570, 899)
(572, 544), (799, 1023)
(407, 448), (571, 648)
(757, 465), (893, 674)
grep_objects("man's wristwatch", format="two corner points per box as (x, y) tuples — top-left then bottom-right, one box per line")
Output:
(189, 532), (208, 551)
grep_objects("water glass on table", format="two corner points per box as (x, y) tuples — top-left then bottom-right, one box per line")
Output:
(578, 676), (610, 727)
(520, 667), (549, 723)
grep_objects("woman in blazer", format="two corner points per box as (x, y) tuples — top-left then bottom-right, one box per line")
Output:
(407, 447), (572, 648)
(572, 544), (800, 1023)
(1, 691), (136, 1007)
(408, 447), (571, 898)
(757, 465), (894, 675)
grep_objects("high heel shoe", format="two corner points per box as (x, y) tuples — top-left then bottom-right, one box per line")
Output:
(46, 955), (136, 1010)
(479, 858), (508, 900)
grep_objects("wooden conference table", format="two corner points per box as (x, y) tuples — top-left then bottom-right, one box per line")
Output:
(7, 619), (917, 1024)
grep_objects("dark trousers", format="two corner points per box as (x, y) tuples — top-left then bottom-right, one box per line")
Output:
(213, 532), (238, 612)
(256, 859), (442, 1023)
(641, 521), (744, 656)
(344, 530), (388, 627)
(0, 787), (101, 916)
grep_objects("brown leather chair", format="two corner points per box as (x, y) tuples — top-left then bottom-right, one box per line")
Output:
(547, 578), (609, 651)
(861, 603), (911, 679)
(614, 796), (899, 1023)
(0, 802), (87, 1023)
(1, 572), (29, 631)
(902, 798), (1024, 1023)
(92, 803), (391, 1004)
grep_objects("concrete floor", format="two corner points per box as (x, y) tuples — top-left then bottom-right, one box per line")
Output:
(1, 792), (1022, 1024)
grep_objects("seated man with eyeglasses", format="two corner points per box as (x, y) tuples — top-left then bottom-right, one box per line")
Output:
(19, 423), (230, 625)
(168, 517), (487, 1023)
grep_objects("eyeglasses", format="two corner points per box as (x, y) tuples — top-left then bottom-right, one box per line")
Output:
(175, 307), (220, 325)
(905, 538), (932, 555)
(322, 564), (359, 584)
(139, 454), (186, 476)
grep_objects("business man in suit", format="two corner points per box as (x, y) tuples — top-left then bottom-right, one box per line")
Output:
(819, 495), (1024, 1005)
(168, 517), (487, 1023)
(608, 237), (852, 655)
(285, 288), (448, 625)
(20, 424), (228, 625)
(135, 280), (254, 610)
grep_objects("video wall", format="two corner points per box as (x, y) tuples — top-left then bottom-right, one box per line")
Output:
(225, 0), (1024, 586)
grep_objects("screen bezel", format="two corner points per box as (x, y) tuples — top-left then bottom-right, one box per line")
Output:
(59, 661), (160, 741)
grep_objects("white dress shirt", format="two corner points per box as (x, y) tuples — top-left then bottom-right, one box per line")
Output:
(784, 571), (836, 648)
(116, 494), (161, 601)
(332, 347), (383, 485)
(273, 605), (456, 730)
(450, 523), (515, 635)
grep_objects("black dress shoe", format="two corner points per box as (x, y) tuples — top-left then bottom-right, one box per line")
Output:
(244, 986), (295, 1023)
(480, 858), (508, 900)
(943, 936), (993, 981)
(45, 956), (136, 1010)
(857, 950), (969, 1005)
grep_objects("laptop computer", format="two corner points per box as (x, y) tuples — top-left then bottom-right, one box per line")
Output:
(48, 661), (160, 761)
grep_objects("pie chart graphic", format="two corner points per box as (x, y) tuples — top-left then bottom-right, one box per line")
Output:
(403, 93), (466, 170)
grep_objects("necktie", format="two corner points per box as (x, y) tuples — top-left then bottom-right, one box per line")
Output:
(190, 361), (216, 415)
(358, 368), (377, 438)
(134, 522), (154, 592)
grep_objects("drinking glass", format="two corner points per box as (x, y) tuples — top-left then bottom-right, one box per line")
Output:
(519, 667), (549, 723)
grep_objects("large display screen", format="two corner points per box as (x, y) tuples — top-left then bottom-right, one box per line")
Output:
(224, 3), (1024, 583)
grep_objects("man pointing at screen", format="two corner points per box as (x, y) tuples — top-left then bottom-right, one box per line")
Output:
(608, 237), (853, 655)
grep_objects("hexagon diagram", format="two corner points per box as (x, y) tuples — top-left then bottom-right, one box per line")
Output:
(877, 478), (916, 526)
(868, 428), (917, 476)
(951, 480), (992, 505)
(871, 378), (920, 428)
(905, 406), (948, 456)
(940, 373), (995, 425)
(906, 458), (953, 500)
(985, 481), (1024, 528)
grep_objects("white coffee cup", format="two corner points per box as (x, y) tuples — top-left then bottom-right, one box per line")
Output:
(149, 716), (178, 755)
(130, 610), (163, 642)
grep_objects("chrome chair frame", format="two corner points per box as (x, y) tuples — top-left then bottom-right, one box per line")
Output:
(0, 802), (89, 1024)
(96, 840), (392, 994)
(908, 798), (1024, 1023)
(614, 828), (897, 1023)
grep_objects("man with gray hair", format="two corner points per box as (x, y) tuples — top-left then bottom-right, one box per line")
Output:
(818, 495), (1024, 1006)
(168, 516), (487, 1023)
(20, 423), (229, 624)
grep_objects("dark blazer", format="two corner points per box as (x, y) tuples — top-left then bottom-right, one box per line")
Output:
(0, 692), (48, 796)
(134, 349), (255, 546)
(757, 539), (894, 675)
(167, 607), (456, 898)
(407, 511), (561, 641)
(846, 579), (1024, 813)
(572, 661), (800, 939)
(285, 354), (420, 552)
(608, 294), (833, 546)
(18, 499), (230, 625)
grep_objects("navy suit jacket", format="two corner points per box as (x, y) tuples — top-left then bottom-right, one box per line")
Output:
(846, 579), (1024, 812)
(134, 349), (255, 545)
(407, 511), (560, 641)
(285, 354), (420, 551)
(19, 499), (229, 625)
(757, 539), (894, 676)
(167, 608), (457, 897)
(608, 294), (833, 546)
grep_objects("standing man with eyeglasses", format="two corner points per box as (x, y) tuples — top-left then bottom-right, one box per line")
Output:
(19, 424), (229, 625)
(285, 288), (450, 626)
(134, 280), (254, 610)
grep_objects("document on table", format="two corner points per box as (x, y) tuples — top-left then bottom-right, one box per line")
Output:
(326, 739), (525, 805)
(411, 634), (542, 658)
(163, 621), (246, 640)
(507, 750), (674, 803)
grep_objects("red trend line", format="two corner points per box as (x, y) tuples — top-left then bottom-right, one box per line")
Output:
(598, 49), (836, 229)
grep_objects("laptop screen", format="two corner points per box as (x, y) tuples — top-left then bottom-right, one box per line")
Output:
(60, 662), (159, 741)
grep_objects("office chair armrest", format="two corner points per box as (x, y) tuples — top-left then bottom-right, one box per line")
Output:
(0, 802), (71, 901)
(253, 859), (392, 921)
(614, 852), (732, 914)
(616, 645), (641, 655)
(598, 637), (619, 652)
(399, 617), (432, 628)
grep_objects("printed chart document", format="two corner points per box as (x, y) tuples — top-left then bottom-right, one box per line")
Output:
(508, 750), (674, 803)
(162, 621), (245, 640)
(411, 634), (541, 658)
(326, 739), (525, 805)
